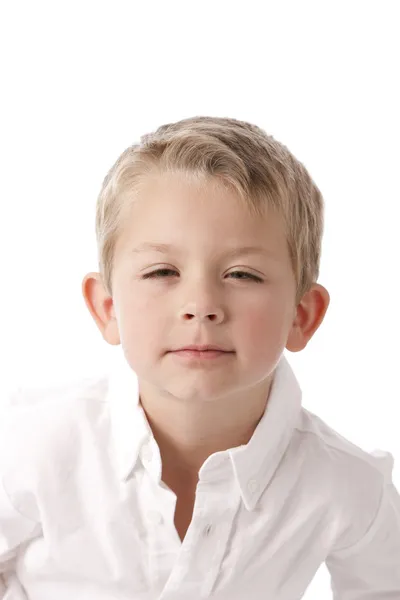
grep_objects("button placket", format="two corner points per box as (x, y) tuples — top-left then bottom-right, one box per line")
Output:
(195, 481), (241, 594)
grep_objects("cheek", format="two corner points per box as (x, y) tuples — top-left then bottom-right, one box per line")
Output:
(241, 312), (277, 344)
(119, 292), (166, 348)
(238, 297), (288, 347)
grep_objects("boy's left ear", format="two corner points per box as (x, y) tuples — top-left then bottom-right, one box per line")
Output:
(285, 283), (330, 352)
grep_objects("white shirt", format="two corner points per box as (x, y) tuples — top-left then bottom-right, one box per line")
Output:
(0, 353), (399, 600)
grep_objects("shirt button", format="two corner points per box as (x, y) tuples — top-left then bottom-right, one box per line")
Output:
(247, 479), (259, 494)
(203, 524), (213, 537)
(147, 510), (163, 525)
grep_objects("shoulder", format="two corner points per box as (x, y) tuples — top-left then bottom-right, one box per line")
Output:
(1, 371), (109, 411)
(0, 372), (112, 476)
(294, 407), (393, 549)
(296, 407), (393, 478)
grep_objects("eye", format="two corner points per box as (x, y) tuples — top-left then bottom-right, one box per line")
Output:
(142, 269), (263, 283)
(229, 271), (263, 283)
(142, 268), (177, 279)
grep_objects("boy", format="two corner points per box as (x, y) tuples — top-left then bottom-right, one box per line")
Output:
(1, 116), (399, 598)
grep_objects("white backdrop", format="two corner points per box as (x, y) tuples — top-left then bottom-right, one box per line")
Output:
(0, 2), (399, 596)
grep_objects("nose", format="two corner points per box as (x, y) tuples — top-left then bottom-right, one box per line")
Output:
(177, 273), (226, 324)
(179, 302), (224, 324)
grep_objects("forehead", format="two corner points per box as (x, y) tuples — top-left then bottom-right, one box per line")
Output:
(117, 172), (288, 258)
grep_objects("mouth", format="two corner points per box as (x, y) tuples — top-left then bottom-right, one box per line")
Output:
(169, 348), (234, 361)
(171, 344), (233, 352)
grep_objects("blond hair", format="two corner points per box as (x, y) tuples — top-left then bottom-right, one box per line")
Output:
(95, 116), (324, 305)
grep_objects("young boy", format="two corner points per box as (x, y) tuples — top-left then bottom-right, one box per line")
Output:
(1, 116), (399, 598)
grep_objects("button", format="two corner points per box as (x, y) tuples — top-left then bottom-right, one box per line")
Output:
(203, 524), (213, 537)
(247, 479), (259, 494)
(195, 506), (206, 518)
(147, 510), (163, 525)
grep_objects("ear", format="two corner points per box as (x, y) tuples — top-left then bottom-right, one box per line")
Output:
(81, 272), (121, 346)
(285, 283), (330, 352)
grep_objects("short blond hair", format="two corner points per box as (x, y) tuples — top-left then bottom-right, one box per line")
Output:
(95, 116), (325, 305)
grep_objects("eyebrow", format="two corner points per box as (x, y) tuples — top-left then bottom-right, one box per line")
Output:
(130, 242), (275, 259)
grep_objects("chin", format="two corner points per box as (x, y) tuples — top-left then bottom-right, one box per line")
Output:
(164, 381), (237, 404)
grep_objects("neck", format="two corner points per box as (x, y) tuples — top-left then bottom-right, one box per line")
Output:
(138, 375), (274, 480)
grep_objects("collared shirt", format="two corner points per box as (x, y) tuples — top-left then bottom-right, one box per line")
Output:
(0, 353), (399, 599)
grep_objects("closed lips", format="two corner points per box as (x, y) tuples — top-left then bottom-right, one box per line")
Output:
(173, 346), (232, 352)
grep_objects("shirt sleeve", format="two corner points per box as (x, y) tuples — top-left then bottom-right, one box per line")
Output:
(0, 477), (41, 569)
(0, 396), (42, 598)
(325, 452), (400, 598)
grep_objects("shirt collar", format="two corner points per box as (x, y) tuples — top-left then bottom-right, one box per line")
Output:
(227, 353), (302, 510)
(107, 354), (153, 482)
(107, 352), (302, 511)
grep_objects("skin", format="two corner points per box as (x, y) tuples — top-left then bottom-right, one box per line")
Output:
(82, 172), (330, 494)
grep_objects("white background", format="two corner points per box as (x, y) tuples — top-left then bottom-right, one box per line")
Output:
(0, 1), (399, 596)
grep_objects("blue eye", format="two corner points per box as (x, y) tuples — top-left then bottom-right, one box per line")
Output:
(142, 269), (263, 283)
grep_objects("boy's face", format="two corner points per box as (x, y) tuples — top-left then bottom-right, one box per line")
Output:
(106, 171), (301, 405)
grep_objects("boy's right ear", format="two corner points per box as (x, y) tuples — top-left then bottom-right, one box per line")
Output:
(81, 272), (121, 346)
